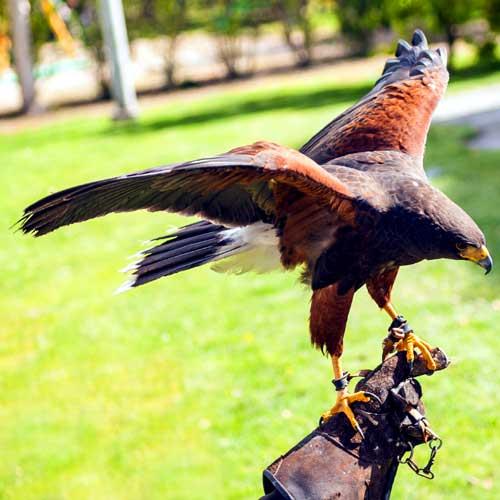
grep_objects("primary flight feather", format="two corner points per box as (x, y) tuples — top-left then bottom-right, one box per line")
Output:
(20, 30), (492, 433)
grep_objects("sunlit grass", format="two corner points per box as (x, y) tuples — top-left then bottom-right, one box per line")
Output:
(0, 72), (499, 499)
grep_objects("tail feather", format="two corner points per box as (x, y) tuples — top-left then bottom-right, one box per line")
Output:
(132, 254), (230, 288)
(150, 220), (223, 243)
(136, 235), (221, 268)
(119, 221), (244, 291)
(136, 240), (237, 276)
(145, 228), (223, 257)
(118, 220), (281, 292)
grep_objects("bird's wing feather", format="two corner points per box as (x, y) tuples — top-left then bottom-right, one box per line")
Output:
(301, 30), (449, 163)
(19, 141), (355, 237)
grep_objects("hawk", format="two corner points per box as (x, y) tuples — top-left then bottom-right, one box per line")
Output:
(19, 31), (492, 434)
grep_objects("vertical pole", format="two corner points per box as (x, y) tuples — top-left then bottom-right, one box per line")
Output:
(7, 0), (36, 114)
(98, 0), (138, 120)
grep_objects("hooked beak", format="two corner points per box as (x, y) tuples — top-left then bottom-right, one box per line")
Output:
(479, 254), (493, 274)
(459, 245), (493, 275)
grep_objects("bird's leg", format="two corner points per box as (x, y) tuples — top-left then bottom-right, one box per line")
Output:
(381, 303), (402, 359)
(320, 356), (371, 437)
(382, 303), (436, 371)
(383, 302), (398, 320)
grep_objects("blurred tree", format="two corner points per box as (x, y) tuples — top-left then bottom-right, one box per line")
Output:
(68, 1), (110, 97)
(335, 0), (389, 56)
(479, 0), (499, 61)
(334, 0), (494, 67)
(386, 0), (487, 69)
(213, 1), (244, 78)
(208, 0), (269, 79)
(124, 0), (187, 88)
(434, 3), (465, 52)
(486, 0), (500, 31)
(273, 0), (313, 67)
(421, 0), (482, 68)
(160, 0), (187, 88)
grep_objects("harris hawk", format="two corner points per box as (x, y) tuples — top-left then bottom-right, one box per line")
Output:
(19, 31), (492, 434)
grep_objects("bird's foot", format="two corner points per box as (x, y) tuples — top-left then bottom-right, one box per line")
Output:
(320, 374), (372, 437)
(396, 331), (436, 371)
(383, 316), (436, 371)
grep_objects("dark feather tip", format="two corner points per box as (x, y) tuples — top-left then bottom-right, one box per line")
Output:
(410, 66), (427, 77)
(412, 29), (428, 48)
(420, 49), (437, 62)
(418, 58), (433, 70)
(395, 39), (412, 57)
(383, 58), (401, 72)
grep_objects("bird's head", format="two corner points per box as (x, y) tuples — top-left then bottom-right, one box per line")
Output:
(443, 209), (492, 275)
(415, 190), (492, 274)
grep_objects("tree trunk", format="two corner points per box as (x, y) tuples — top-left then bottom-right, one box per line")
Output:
(445, 25), (456, 71)
(141, 0), (156, 22)
(218, 35), (241, 79)
(165, 36), (177, 89)
(279, 1), (313, 68)
(7, 0), (38, 114)
(297, 13), (312, 67)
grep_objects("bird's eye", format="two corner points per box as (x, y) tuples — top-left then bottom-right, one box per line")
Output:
(456, 243), (467, 251)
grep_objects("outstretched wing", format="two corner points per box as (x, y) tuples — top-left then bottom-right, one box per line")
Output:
(19, 141), (355, 237)
(301, 30), (449, 163)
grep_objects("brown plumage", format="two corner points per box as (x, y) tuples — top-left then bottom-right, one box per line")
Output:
(366, 267), (399, 309)
(310, 284), (354, 356)
(20, 30), (491, 368)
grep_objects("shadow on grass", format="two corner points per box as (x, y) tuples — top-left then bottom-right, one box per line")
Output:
(3, 81), (371, 150)
(103, 82), (371, 137)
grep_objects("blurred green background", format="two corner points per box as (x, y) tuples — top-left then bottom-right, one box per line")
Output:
(2, 66), (499, 498)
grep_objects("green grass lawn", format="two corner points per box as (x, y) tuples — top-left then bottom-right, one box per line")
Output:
(1, 72), (499, 499)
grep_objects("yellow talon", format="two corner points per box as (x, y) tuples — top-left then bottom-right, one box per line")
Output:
(396, 332), (436, 371)
(381, 307), (436, 371)
(321, 389), (371, 435)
